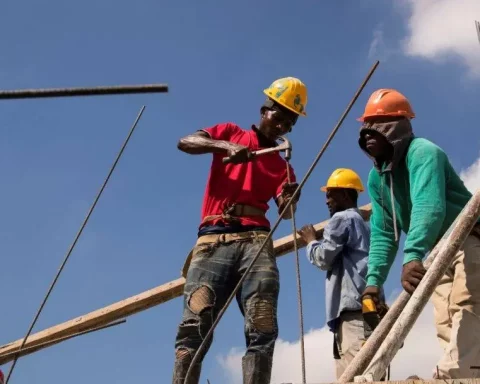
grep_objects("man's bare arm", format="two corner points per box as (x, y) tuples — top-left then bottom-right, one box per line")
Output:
(177, 131), (235, 155)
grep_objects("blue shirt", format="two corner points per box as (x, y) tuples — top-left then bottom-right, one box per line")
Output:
(306, 208), (370, 332)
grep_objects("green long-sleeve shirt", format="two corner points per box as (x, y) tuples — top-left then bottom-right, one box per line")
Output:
(359, 119), (475, 287)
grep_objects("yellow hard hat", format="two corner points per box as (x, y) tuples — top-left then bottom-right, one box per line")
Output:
(320, 168), (364, 192)
(263, 77), (308, 117)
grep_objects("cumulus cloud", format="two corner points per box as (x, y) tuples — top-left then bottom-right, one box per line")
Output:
(400, 0), (480, 77)
(368, 27), (385, 60)
(218, 301), (439, 383)
(460, 155), (480, 193)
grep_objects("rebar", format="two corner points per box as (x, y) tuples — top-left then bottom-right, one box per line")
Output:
(4, 106), (146, 384)
(0, 84), (168, 100)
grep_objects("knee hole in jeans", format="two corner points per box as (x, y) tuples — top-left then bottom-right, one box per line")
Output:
(249, 298), (275, 333)
(176, 348), (191, 362)
(188, 285), (215, 315)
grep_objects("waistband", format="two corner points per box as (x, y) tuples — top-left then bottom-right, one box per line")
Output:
(196, 230), (270, 246)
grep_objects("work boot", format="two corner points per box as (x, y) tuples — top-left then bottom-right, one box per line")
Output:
(172, 360), (201, 384)
(242, 354), (273, 384)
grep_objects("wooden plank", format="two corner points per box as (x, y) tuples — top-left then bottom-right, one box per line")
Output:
(0, 204), (371, 364)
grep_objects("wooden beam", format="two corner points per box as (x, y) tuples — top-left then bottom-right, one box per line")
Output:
(0, 204), (371, 364)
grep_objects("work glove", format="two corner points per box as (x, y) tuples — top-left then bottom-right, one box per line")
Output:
(401, 260), (426, 295)
(298, 224), (317, 244)
(225, 143), (253, 164)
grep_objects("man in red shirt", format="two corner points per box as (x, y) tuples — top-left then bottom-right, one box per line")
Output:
(172, 77), (308, 384)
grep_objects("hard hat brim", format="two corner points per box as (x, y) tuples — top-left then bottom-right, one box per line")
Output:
(320, 185), (364, 192)
(263, 91), (307, 117)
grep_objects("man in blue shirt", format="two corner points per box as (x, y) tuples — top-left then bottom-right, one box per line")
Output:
(298, 168), (371, 379)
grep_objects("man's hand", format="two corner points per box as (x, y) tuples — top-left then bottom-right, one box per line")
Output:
(362, 286), (381, 304)
(225, 143), (253, 164)
(401, 260), (426, 294)
(277, 182), (300, 219)
(281, 182), (300, 204)
(298, 224), (317, 244)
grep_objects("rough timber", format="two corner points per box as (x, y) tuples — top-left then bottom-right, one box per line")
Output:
(0, 205), (371, 364)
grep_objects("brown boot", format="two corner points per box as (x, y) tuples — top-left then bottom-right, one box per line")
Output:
(172, 360), (202, 384)
(242, 354), (273, 384)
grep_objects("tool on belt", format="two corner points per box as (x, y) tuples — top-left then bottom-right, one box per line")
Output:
(362, 295), (389, 340)
(362, 294), (399, 381)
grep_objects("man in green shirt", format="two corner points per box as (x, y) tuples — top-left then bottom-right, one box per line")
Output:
(357, 88), (480, 379)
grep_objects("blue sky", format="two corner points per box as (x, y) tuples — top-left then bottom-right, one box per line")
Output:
(1, 1), (480, 383)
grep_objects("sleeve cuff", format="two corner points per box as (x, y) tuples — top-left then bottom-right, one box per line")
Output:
(403, 252), (423, 265)
(366, 275), (382, 287)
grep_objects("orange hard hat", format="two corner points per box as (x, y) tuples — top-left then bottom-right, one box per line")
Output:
(357, 88), (415, 122)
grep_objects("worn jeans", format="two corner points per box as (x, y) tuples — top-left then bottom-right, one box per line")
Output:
(174, 233), (280, 372)
(431, 234), (480, 379)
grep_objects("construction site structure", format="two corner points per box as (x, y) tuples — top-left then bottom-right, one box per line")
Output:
(2, 24), (480, 380)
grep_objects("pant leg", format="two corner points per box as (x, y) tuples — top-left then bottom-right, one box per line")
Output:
(436, 234), (480, 379)
(236, 235), (279, 383)
(237, 236), (279, 356)
(431, 269), (454, 351)
(334, 312), (365, 380)
(173, 241), (239, 383)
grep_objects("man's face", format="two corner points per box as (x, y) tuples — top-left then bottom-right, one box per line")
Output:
(362, 129), (391, 159)
(326, 188), (347, 217)
(259, 106), (297, 141)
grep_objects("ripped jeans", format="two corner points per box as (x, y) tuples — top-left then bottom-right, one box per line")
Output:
(174, 233), (280, 366)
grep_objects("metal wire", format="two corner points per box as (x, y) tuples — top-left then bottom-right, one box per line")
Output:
(286, 161), (306, 383)
(0, 84), (168, 100)
(4, 106), (146, 384)
(184, 60), (380, 382)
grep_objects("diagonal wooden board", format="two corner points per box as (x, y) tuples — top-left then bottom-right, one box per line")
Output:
(0, 204), (371, 364)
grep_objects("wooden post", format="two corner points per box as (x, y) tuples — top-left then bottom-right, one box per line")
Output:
(355, 191), (480, 382)
(0, 205), (371, 365)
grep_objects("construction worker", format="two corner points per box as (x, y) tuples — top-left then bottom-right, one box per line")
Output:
(298, 168), (373, 379)
(172, 77), (307, 384)
(357, 88), (480, 379)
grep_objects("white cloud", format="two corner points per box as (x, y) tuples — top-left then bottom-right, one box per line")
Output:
(218, 301), (439, 383)
(460, 155), (480, 193)
(368, 27), (385, 60)
(400, 0), (480, 77)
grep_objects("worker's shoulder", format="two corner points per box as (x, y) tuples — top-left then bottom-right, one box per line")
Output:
(210, 121), (246, 132)
(330, 209), (365, 227)
(407, 137), (447, 159)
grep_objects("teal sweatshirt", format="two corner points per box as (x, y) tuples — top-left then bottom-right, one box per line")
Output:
(359, 119), (475, 287)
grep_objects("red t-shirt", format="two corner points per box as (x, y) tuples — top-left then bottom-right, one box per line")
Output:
(199, 122), (296, 229)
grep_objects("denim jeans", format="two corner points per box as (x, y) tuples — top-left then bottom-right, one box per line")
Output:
(174, 232), (280, 365)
